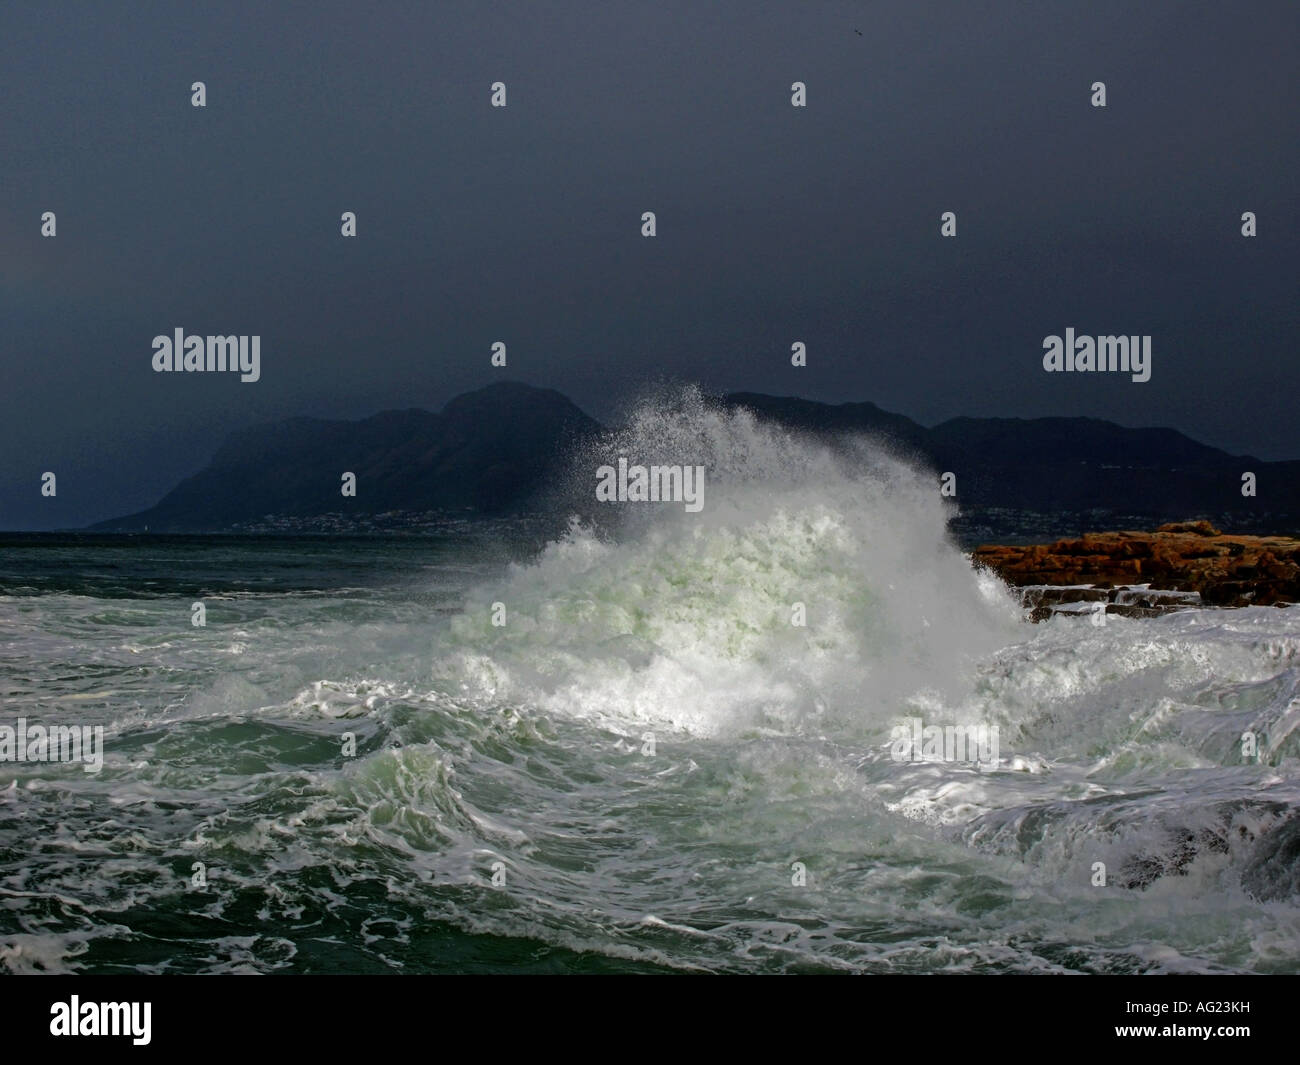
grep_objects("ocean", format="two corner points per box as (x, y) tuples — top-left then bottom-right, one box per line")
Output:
(2, 400), (1298, 973)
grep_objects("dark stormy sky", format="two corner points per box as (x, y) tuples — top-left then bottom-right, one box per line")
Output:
(2, 1), (1296, 529)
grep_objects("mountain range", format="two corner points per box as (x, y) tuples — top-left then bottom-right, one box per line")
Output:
(91, 382), (1300, 538)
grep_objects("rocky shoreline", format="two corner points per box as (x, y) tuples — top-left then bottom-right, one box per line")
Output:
(972, 521), (1300, 620)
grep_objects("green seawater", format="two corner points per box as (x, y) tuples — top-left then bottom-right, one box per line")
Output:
(1, 529), (1298, 974)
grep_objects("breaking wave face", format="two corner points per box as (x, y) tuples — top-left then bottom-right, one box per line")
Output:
(437, 387), (1022, 738)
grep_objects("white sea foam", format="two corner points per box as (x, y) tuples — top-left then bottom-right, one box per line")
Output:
(437, 387), (1022, 737)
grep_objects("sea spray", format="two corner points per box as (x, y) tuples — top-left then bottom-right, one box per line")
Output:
(437, 387), (1021, 738)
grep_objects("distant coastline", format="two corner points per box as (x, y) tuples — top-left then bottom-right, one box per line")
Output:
(84, 382), (1300, 538)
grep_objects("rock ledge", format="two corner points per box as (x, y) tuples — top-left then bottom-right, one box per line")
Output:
(973, 523), (1300, 617)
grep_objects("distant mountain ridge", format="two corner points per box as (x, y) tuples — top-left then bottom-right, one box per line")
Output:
(92, 382), (1300, 534)
(95, 382), (601, 530)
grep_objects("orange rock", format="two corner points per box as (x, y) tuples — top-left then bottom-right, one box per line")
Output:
(973, 525), (1300, 608)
